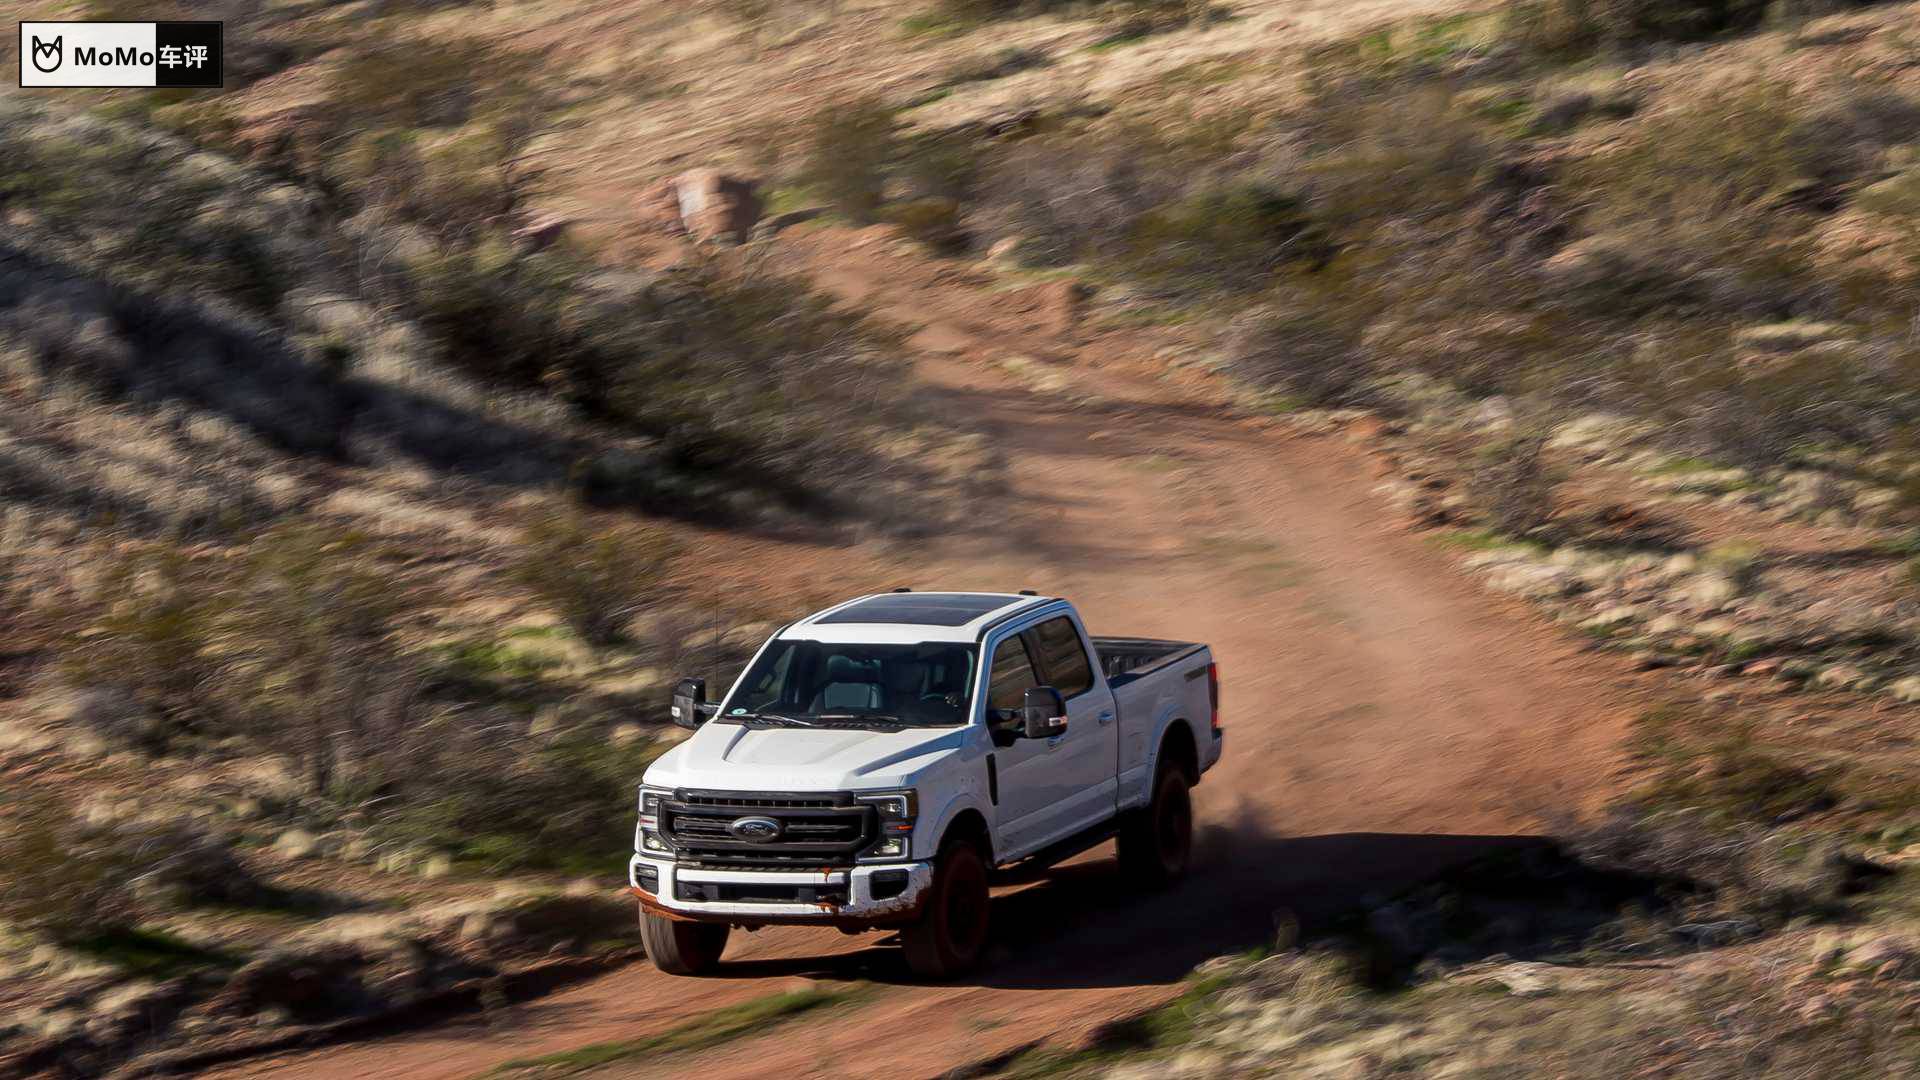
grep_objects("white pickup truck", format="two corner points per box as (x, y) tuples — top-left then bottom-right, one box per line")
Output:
(629, 591), (1222, 978)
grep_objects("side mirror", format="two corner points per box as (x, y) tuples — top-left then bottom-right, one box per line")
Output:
(671, 678), (708, 729)
(1022, 686), (1067, 739)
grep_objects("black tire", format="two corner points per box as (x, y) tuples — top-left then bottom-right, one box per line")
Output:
(639, 909), (729, 975)
(1117, 764), (1192, 888)
(902, 838), (991, 979)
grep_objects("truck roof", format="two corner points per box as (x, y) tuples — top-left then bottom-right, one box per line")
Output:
(779, 591), (1061, 644)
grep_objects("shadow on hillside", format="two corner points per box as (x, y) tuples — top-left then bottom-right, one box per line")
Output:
(704, 820), (1681, 991)
(0, 243), (902, 536)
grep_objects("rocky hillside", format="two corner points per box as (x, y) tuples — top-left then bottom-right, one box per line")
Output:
(9, 0), (1920, 1075)
(0, 80), (988, 1079)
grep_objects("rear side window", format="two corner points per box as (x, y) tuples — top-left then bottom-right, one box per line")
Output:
(1029, 616), (1094, 699)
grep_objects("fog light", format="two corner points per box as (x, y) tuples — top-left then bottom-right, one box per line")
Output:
(870, 869), (909, 901)
(635, 864), (659, 894)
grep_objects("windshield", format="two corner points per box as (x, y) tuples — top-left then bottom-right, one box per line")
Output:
(721, 640), (978, 728)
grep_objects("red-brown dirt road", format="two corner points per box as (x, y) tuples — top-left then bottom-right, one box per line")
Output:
(206, 230), (1656, 1080)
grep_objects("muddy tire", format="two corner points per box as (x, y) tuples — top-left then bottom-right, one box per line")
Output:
(639, 909), (729, 975)
(902, 838), (991, 979)
(1117, 764), (1192, 888)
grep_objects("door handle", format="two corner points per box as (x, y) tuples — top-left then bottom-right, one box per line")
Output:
(1097, 711), (1115, 726)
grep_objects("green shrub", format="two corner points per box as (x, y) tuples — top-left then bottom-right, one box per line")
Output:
(62, 548), (235, 745)
(800, 97), (899, 224)
(377, 729), (665, 873)
(0, 796), (262, 941)
(511, 514), (676, 646)
(0, 124), (291, 314)
(1126, 183), (1329, 297)
(886, 198), (969, 254)
(1501, 0), (1777, 57)
(329, 40), (534, 129)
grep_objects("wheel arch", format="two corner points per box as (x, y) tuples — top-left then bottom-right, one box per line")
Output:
(1156, 718), (1200, 785)
(937, 806), (993, 864)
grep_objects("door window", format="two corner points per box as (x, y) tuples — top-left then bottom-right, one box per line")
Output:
(1029, 616), (1094, 699)
(986, 634), (1042, 729)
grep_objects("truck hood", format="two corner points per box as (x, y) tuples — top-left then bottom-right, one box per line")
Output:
(643, 722), (970, 793)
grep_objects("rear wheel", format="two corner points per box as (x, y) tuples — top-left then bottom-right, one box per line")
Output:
(639, 909), (729, 975)
(1117, 765), (1192, 887)
(902, 839), (991, 979)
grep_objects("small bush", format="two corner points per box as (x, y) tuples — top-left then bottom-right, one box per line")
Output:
(1126, 183), (1329, 297)
(62, 547), (234, 745)
(1222, 307), (1373, 408)
(886, 198), (969, 254)
(1501, 0), (1775, 57)
(940, 46), (1049, 85)
(1703, 540), (1765, 591)
(977, 132), (1191, 267)
(329, 40), (534, 130)
(61, 523), (432, 790)
(800, 97), (898, 224)
(512, 514), (676, 646)
(376, 728), (665, 873)
(1469, 432), (1558, 537)
(0, 796), (261, 941)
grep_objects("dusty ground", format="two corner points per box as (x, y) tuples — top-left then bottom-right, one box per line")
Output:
(202, 221), (1659, 1080)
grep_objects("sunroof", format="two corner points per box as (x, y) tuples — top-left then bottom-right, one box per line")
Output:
(815, 593), (1025, 626)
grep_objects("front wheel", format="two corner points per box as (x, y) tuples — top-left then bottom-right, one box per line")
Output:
(1116, 765), (1192, 888)
(902, 839), (991, 979)
(639, 909), (729, 975)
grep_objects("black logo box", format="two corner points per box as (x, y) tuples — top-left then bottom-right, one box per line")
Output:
(156, 21), (222, 88)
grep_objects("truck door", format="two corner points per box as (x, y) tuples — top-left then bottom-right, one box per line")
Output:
(1025, 614), (1119, 838)
(983, 619), (1119, 859)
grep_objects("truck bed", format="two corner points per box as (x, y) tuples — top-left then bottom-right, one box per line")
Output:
(1091, 636), (1205, 688)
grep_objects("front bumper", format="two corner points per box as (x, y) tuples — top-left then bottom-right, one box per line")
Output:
(629, 854), (935, 925)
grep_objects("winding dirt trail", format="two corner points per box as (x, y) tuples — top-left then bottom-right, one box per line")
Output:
(206, 230), (1656, 1080)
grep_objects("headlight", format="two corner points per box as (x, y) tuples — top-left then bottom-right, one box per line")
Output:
(637, 787), (671, 859)
(856, 790), (917, 861)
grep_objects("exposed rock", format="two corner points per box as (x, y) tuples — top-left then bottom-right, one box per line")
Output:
(1888, 676), (1920, 704)
(1732, 320), (1855, 354)
(1580, 605), (1641, 631)
(1547, 413), (1649, 459)
(657, 169), (763, 245)
(1485, 563), (1583, 599)
(273, 829), (321, 860)
(1839, 935), (1920, 981)
(1814, 664), (1874, 692)
(1678, 573), (1742, 611)
(1645, 614), (1689, 636)
(510, 213), (570, 251)
(1035, 279), (1093, 338)
(1459, 960), (1599, 998)
(608, 722), (648, 749)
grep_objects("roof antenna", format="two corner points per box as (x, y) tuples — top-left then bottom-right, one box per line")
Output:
(1018, 590), (1038, 596)
(892, 587), (912, 593)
